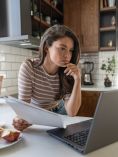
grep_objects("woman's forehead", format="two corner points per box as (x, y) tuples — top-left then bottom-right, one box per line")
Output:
(54, 37), (74, 47)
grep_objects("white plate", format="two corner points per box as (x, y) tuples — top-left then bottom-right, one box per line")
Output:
(0, 134), (22, 149)
(0, 122), (6, 127)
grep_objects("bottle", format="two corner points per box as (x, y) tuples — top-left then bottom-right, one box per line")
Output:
(31, 0), (34, 16)
(53, 0), (58, 7)
(111, 16), (116, 26)
(108, 40), (113, 47)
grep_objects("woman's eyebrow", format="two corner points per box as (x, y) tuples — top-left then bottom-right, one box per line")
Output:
(59, 44), (73, 50)
(59, 44), (67, 47)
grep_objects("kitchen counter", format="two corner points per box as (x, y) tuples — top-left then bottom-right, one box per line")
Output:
(81, 85), (118, 92)
(1, 99), (118, 156)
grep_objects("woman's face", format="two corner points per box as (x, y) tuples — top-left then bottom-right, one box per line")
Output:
(47, 37), (74, 67)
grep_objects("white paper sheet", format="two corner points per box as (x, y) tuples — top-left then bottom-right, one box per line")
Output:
(5, 97), (65, 128)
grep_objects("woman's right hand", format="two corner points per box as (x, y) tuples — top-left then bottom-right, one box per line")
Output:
(12, 116), (32, 131)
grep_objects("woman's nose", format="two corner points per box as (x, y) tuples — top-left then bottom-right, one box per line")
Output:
(63, 51), (71, 58)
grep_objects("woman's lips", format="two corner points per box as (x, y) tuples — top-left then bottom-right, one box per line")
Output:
(60, 64), (67, 67)
(60, 61), (69, 67)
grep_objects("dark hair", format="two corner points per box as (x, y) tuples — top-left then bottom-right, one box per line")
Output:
(34, 25), (81, 98)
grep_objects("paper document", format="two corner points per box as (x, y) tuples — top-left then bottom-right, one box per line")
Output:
(5, 97), (65, 128)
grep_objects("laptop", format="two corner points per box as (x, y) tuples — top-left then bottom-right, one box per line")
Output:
(47, 90), (118, 154)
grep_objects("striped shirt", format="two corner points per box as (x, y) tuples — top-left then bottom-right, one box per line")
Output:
(18, 60), (60, 108)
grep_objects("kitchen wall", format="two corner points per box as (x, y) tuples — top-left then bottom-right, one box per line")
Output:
(80, 51), (118, 86)
(0, 44), (118, 96)
(0, 45), (37, 96)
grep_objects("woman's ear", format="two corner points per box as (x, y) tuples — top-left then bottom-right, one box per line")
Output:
(44, 45), (49, 54)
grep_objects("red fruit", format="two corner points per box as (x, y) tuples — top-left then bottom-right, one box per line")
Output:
(2, 130), (20, 142)
(0, 127), (4, 137)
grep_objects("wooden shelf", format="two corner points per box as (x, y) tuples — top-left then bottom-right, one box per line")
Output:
(100, 46), (116, 51)
(100, 26), (116, 31)
(43, 0), (63, 16)
(99, 0), (117, 52)
(100, 6), (116, 12)
(31, 0), (63, 38)
(33, 16), (50, 28)
(51, 5), (63, 16)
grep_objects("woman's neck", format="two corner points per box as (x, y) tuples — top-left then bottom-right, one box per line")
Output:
(43, 59), (58, 75)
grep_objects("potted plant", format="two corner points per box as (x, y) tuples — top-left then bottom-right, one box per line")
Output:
(100, 55), (116, 87)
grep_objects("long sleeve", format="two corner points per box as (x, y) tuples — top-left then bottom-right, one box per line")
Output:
(18, 61), (33, 103)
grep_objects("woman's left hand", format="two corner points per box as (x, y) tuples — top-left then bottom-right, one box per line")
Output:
(64, 63), (81, 81)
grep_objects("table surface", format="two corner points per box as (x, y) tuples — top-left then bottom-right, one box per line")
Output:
(81, 85), (118, 91)
(0, 99), (118, 157)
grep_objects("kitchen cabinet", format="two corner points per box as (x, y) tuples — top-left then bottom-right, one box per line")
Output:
(77, 91), (100, 117)
(80, 0), (99, 53)
(64, 0), (81, 38)
(31, 0), (63, 38)
(64, 0), (99, 53)
(99, 0), (117, 51)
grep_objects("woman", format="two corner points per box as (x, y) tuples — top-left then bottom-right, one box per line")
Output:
(13, 24), (81, 131)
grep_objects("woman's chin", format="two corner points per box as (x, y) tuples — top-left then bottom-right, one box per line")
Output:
(59, 62), (67, 67)
(60, 64), (67, 67)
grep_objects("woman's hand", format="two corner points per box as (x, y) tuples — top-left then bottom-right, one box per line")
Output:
(12, 116), (32, 131)
(64, 63), (81, 81)
(64, 63), (81, 116)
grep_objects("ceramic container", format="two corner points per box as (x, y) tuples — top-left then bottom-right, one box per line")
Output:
(108, 0), (116, 7)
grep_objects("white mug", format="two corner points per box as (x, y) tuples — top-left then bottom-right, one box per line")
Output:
(108, 0), (116, 7)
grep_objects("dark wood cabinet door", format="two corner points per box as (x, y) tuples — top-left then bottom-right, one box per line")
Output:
(64, 0), (81, 38)
(64, 0), (99, 53)
(80, 0), (99, 53)
(77, 91), (100, 117)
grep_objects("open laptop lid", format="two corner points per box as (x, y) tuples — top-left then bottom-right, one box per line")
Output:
(85, 90), (118, 153)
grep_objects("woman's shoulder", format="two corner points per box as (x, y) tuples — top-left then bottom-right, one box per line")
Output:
(21, 58), (38, 67)
(21, 59), (33, 70)
(20, 58), (43, 75)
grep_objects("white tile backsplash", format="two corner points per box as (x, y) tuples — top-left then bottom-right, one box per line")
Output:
(6, 71), (17, 78)
(0, 62), (12, 70)
(2, 79), (14, 87)
(0, 54), (6, 61)
(80, 51), (118, 87)
(7, 86), (18, 95)
(11, 63), (21, 70)
(0, 45), (33, 96)
(5, 54), (16, 62)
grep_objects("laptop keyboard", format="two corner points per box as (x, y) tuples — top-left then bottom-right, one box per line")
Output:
(64, 128), (89, 147)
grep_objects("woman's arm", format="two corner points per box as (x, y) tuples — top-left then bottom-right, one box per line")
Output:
(64, 63), (81, 116)
(18, 60), (33, 103)
(13, 61), (33, 131)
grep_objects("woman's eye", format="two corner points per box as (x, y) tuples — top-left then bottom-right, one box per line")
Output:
(59, 47), (66, 53)
(58, 47), (73, 55)
(61, 47), (66, 51)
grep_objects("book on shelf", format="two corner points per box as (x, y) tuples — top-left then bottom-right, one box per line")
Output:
(103, 0), (108, 8)
(100, 0), (103, 9)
